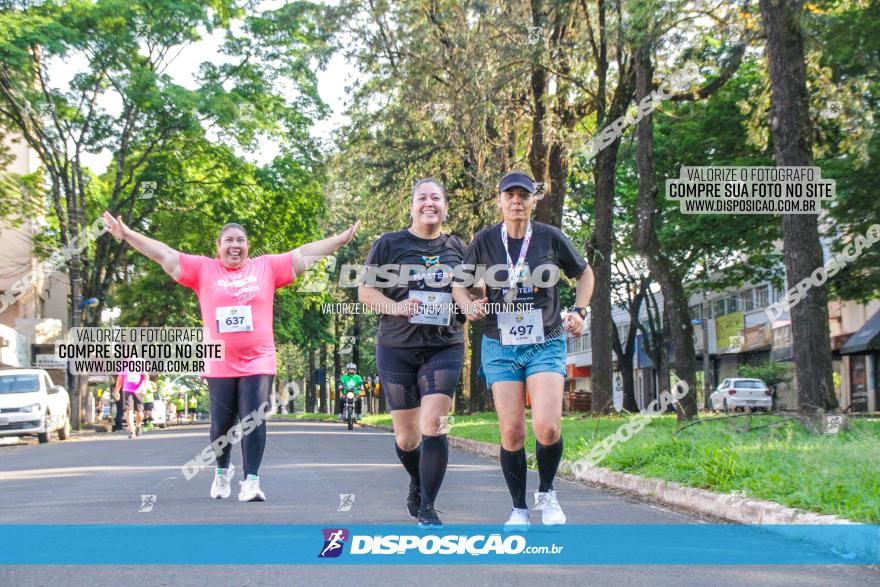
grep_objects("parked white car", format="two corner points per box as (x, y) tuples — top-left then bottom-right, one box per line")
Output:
(709, 377), (773, 412)
(0, 369), (71, 443)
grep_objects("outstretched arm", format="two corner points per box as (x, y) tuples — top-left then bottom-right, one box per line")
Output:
(103, 211), (181, 280)
(291, 220), (361, 278)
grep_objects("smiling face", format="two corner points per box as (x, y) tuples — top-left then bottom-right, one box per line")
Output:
(497, 187), (534, 221)
(411, 181), (447, 228)
(216, 226), (249, 268)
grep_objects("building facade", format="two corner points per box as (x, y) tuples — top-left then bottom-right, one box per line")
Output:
(565, 279), (880, 413)
(0, 134), (69, 383)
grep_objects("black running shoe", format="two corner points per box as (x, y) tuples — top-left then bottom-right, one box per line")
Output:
(406, 483), (421, 518)
(417, 504), (443, 528)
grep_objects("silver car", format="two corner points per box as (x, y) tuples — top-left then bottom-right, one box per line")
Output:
(0, 369), (71, 442)
(709, 377), (773, 412)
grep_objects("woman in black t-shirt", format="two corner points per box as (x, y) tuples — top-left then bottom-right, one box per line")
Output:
(358, 178), (465, 528)
(453, 171), (594, 530)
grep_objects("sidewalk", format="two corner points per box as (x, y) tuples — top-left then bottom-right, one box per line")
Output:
(355, 421), (871, 561)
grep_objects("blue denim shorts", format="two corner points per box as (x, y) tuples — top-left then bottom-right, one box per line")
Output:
(479, 334), (567, 387)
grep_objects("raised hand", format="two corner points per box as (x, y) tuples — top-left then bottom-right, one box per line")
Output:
(335, 220), (361, 249)
(102, 211), (128, 241)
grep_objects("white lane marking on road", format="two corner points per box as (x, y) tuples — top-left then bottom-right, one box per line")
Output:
(0, 465), (185, 480)
(267, 463), (496, 470)
(0, 462), (497, 481)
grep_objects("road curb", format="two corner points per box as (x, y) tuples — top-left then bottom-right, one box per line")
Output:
(357, 422), (869, 560)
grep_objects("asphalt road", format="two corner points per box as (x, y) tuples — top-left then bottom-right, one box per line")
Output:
(0, 420), (877, 586)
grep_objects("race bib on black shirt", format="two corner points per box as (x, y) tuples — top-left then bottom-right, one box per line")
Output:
(364, 230), (465, 348)
(455, 221), (588, 341)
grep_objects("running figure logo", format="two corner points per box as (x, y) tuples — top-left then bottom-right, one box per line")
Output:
(823, 414), (844, 434)
(337, 494), (355, 511)
(318, 528), (349, 558)
(139, 495), (156, 513)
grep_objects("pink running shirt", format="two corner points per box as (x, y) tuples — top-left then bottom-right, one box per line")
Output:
(121, 371), (146, 393)
(175, 252), (294, 378)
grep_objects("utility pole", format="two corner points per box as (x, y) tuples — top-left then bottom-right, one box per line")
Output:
(702, 293), (711, 409)
(702, 259), (712, 409)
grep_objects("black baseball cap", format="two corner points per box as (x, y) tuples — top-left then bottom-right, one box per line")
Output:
(499, 171), (535, 194)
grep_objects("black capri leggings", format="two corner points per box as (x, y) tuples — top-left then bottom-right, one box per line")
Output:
(376, 344), (464, 411)
(207, 375), (273, 476)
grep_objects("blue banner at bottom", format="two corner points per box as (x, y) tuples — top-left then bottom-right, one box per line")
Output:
(0, 524), (877, 565)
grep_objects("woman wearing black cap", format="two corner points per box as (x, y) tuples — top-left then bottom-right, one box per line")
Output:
(452, 170), (594, 529)
(358, 178), (467, 528)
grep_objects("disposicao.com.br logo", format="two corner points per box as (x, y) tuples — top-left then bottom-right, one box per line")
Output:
(318, 528), (563, 558)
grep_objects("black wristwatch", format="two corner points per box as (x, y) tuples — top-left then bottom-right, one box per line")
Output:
(571, 306), (588, 319)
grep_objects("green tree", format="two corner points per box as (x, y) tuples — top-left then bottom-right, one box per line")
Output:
(760, 0), (837, 413)
(0, 0), (331, 424)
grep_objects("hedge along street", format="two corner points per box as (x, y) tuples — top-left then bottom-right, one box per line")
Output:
(765, 223), (880, 321)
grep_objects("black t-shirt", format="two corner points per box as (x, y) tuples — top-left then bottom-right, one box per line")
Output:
(364, 230), (466, 348)
(456, 221), (588, 341)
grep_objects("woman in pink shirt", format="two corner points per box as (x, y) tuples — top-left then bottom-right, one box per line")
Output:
(116, 369), (147, 438)
(102, 211), (358, 502)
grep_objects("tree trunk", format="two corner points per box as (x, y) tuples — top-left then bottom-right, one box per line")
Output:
(68, 231), (84, 428)
(457, 322), (471, 415)
(319, 345), (328, 413)
(535, 141), (567, 228)
(589, 145), (619, 414)
(307, 348), (316, 413)
(760, 0), (837, 413)
(620, 363), (636, 412)
(333, 316), (341, 414)
(468, 320), (488, 413)
(632, 44), (697, 420)
(352, 313), (361, 371)
(611, 289), (644, 412)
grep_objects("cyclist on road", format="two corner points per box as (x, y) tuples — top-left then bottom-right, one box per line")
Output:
(337, 363), (366, 421)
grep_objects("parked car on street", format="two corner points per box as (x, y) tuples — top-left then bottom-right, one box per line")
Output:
(709, 377), (773, 412)
(0, 369), (71, 443)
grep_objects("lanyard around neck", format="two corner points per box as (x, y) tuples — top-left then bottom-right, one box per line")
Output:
(500, 222), (532, 301)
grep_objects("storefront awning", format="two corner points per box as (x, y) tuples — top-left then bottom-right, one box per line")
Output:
(840, 310), (880, 355)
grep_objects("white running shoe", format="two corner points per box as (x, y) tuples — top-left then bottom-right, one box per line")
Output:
(210, 464), (235, 499)
(503, 508), (531, 532)
(238, 475), (266, 502)
(534, 490), (567, 525)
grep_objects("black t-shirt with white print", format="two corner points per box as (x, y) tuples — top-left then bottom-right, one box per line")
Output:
(364, 230), (466, 348)
(456, 221), (588, 341)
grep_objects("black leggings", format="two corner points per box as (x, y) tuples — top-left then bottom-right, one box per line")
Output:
(376, 344), (464, 410)
(207, 375), (273, 476)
